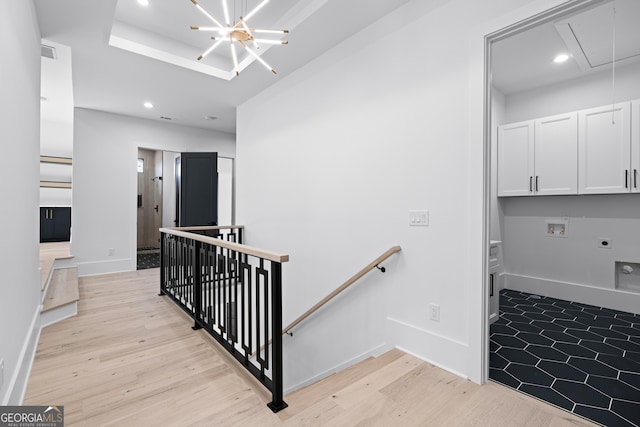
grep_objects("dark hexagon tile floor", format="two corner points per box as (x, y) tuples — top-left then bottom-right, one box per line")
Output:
(490, 289), (640, 427)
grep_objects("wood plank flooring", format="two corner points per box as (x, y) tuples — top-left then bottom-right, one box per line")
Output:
(42, 268), (79, 312)
(39, 241), (72, 290)
(25, 269), (597, 426)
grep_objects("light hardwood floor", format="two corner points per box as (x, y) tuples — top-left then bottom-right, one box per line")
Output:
(25, 269), (597, 426)
(39, 241), (72, 290)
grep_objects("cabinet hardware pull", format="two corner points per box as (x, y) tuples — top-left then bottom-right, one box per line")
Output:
(635, 169), (638, 189)
(625, 170), (629, 189)
(529, 176), (533, 192)
(535, 176), (539, 192)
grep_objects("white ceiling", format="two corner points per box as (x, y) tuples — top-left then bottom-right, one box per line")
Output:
(36, 0), (640, 135)
(492, 0), (640, 95)
(34, 0), (414, 134)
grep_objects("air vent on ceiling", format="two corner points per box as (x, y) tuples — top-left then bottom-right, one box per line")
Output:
(41, 44), (57, 60)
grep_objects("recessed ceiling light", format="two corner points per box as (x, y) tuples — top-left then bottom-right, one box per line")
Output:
(553, 54), (569, 63)
(143, 102), (154, 109)
(137, 0), (149, 6)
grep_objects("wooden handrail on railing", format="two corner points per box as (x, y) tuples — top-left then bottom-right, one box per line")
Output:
(165, 225), (243, 232)
(160, 227), (288, 263)
(282, 245), (401, 335)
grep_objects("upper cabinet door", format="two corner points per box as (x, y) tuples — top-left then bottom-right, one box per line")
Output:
(632, 100), (640, 193)
(498, 120), (534, 197)
(578, 102), (631, 194)
(534, 112), (578, 196)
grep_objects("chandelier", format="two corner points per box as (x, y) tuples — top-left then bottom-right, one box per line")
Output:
(189, 0), (288, 75)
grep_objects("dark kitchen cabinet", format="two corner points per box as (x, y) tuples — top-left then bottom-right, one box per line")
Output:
(40, 207), (71, 242)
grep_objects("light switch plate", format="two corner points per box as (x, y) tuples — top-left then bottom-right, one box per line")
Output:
(429, 303), (440, 322)
(409, 210), (429, 226)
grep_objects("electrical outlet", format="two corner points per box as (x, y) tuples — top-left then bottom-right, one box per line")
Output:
(598, 239), (612, 249)
(429, 303), (440, 322)
(108, 248), (115, 256)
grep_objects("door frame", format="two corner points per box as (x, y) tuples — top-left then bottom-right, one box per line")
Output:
(480, 0), (608, 383)
(136, 147), (164, 251)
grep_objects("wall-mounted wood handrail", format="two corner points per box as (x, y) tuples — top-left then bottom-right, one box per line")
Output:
(40, 181), (72, 189)
(160, 227), (288, 263)
(40, 156), (72, 165)
(282, 245), (401, 335)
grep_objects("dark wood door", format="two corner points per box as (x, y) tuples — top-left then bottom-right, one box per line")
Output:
(178, 152), (218, 227)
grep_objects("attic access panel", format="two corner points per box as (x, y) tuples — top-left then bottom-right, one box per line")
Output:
(555, 0), (640, 71)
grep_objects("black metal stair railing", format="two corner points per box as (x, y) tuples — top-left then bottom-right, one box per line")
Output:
(159, 225), (288, 413)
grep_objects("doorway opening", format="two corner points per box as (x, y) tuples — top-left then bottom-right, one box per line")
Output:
(485, 1), (640, 425)
(137, 148), (163, 269)
(135, 150), (235, 270)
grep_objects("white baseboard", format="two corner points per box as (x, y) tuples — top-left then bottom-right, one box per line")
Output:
(386, 317), (469, 380)
(76, 258), (135, 277)
(40, 302), (78, 329)
(2, 306), (41, 405)
(504, 273), (640, 314)
(284, 342), (392, 395)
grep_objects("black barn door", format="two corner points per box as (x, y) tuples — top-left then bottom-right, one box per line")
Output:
(177, 152), (218, 227)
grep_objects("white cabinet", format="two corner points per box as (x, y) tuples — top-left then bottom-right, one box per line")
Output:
(534, 112), (578, 195)
(498, 120), (534, 197)
(632, 100), (640, 193)
(498, 112), (577, 197)
(578, 102), (631, 194)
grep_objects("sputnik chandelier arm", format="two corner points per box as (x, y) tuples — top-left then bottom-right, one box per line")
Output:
(189, 0), (288, 75)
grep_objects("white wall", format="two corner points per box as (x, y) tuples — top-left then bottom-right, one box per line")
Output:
(41, 119), (73, 158)
(0, 0), (42, 404)
(217, 157), (234, 226)
(73, 109), (235, 275)
(502, 196), (640, 311)
(40, 39), (74, 208)
(505, 61), (640, 123)
(40, 120), (73, 207)
(237, 0), (549, 390)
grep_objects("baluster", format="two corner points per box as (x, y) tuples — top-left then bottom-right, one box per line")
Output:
(267, 261), (287, 412)
(192, 240), (202, 330)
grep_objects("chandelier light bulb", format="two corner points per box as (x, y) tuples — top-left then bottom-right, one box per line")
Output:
(222, 0), (231, 26)
(189, 0), (288, 76)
